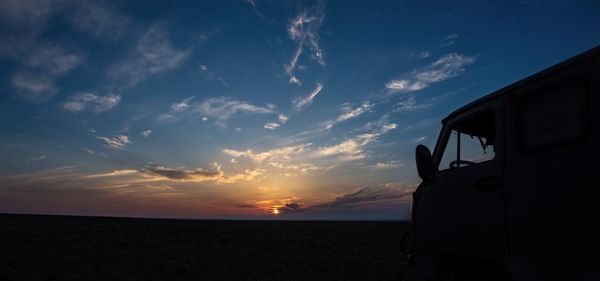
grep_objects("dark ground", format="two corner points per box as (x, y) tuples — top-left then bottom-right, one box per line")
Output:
(0, 214), (414, 281)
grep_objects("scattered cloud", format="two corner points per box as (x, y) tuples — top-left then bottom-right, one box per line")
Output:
(223, 143), (311, 164)
(264, 122), (280, 130)
(96, 135), (131, 150)
(274, 183), (416, 216)
(11, 72), (57, 102)
(317, 134), (377, 160)
(317, 118), (397, 161)
(198, 96), (277, 127)
(289, 76), (301, 85)
(26, 155), (47, 163)
(83, 169), (139, 179)
(284, 3), (326, 84)
(412, 136), (427, 143)
(337, 101), (373, 122)
(108, 24), (190, 89)
(417, 51), (431, 58)
(269, 162), (322, 175)
(385, 79), (427, 93)
(64, 1), (131, 40)
(394, 96), (432, 112)
(141, 130), (152, 138)
(278, 114), (289, 124)
(216, 168), (266, 184)
(171, 96), (195, 112)
(440, 33), (458, 48)
(309, 184), (414, 210)
(141, 163), (220, 181)
(245, 0), (270, 23)
(10, 45), (82, 102)
(292, 83), (323, 111)
(63, 92), (121, 113)
(370, 161), (404, 169)
(385, 53), (476, 93)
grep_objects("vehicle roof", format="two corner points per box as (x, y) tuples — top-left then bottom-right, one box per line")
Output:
(442, 45), (600, 124)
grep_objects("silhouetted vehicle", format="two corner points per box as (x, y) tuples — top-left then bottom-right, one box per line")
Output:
(410, 46), (600, 281)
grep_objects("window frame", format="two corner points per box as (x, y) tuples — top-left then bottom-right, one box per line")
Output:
(435, 108), (498, 172)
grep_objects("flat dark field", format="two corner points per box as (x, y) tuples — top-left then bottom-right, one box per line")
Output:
(0, 214), (414, 281)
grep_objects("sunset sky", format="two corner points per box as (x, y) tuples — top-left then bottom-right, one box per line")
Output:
(1, 0), (598, 220)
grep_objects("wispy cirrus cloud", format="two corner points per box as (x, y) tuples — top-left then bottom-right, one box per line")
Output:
(1, 1), (130, 102)
(412, 136), (427, 143)
(141, 163), (221, 182)
(309, 184), (413, 210)
(223, 143), (311, 164)
(63, 92), (121, 113)
(284, 3), (326, 84)
(198, 96), (277, 127)
(96, 135), (131, 150)
(108, 24), (190, 89)
(10, 45), (82, 102)
(292, 83), (323, 111)
(385, 53), (476, 94)
(317, 119), (397, 161)
(269, 162), (322, 175)
(171, 96), (195, 112)
(316, 134), (377, 161)
(158, 96), (278, 126)
(64, 1), (131, 40)
(393, 96), (435, 113)
(278, 114), (289, 124)
(244, 0), (270, 23)
(337, 101), (373, 122)
(264, 122), (280, 130)
(274, 183), (415, 218)
(370, 161), (404, 169)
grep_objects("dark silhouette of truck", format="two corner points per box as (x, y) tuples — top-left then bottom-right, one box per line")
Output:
(410, 46), (599, 281)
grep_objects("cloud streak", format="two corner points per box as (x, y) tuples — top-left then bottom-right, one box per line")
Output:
(223, 143), (311, 164)
(108, 24), (190, 89)
(96, 135), (131, 150)
(63, 92), (121, 113)
(198, 96), (277, 127)
(10, 45), (82, 102)
(385, 53), (476, 93)
(264, 122), (280, 130)
(141, 163), (220, 181)
(284, 3), (326, 84)
(292, 83), (323, 111)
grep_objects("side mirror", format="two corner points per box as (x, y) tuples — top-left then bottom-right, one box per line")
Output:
(415, 144), (435, 181)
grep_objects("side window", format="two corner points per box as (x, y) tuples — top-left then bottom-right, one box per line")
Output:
(519, 77), (589, 151)
(438, 110), (496, 171)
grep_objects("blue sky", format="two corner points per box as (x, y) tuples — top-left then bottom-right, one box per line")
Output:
(1, 0), (598, 220)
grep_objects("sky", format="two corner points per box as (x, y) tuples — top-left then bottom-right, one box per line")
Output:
(0, 0), (598, 220)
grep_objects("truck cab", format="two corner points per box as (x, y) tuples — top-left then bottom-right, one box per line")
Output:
(411, 46), (600, 281)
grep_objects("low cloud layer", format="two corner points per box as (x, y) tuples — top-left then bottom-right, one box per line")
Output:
(141, 163), (220, 181)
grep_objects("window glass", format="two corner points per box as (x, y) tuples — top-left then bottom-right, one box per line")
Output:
(519, 78), (589, 151)
(439, 130), (457, 171)
(438, 110), (496, 171)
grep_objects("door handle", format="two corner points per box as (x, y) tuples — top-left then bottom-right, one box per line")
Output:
(474, 177), (501, 191)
